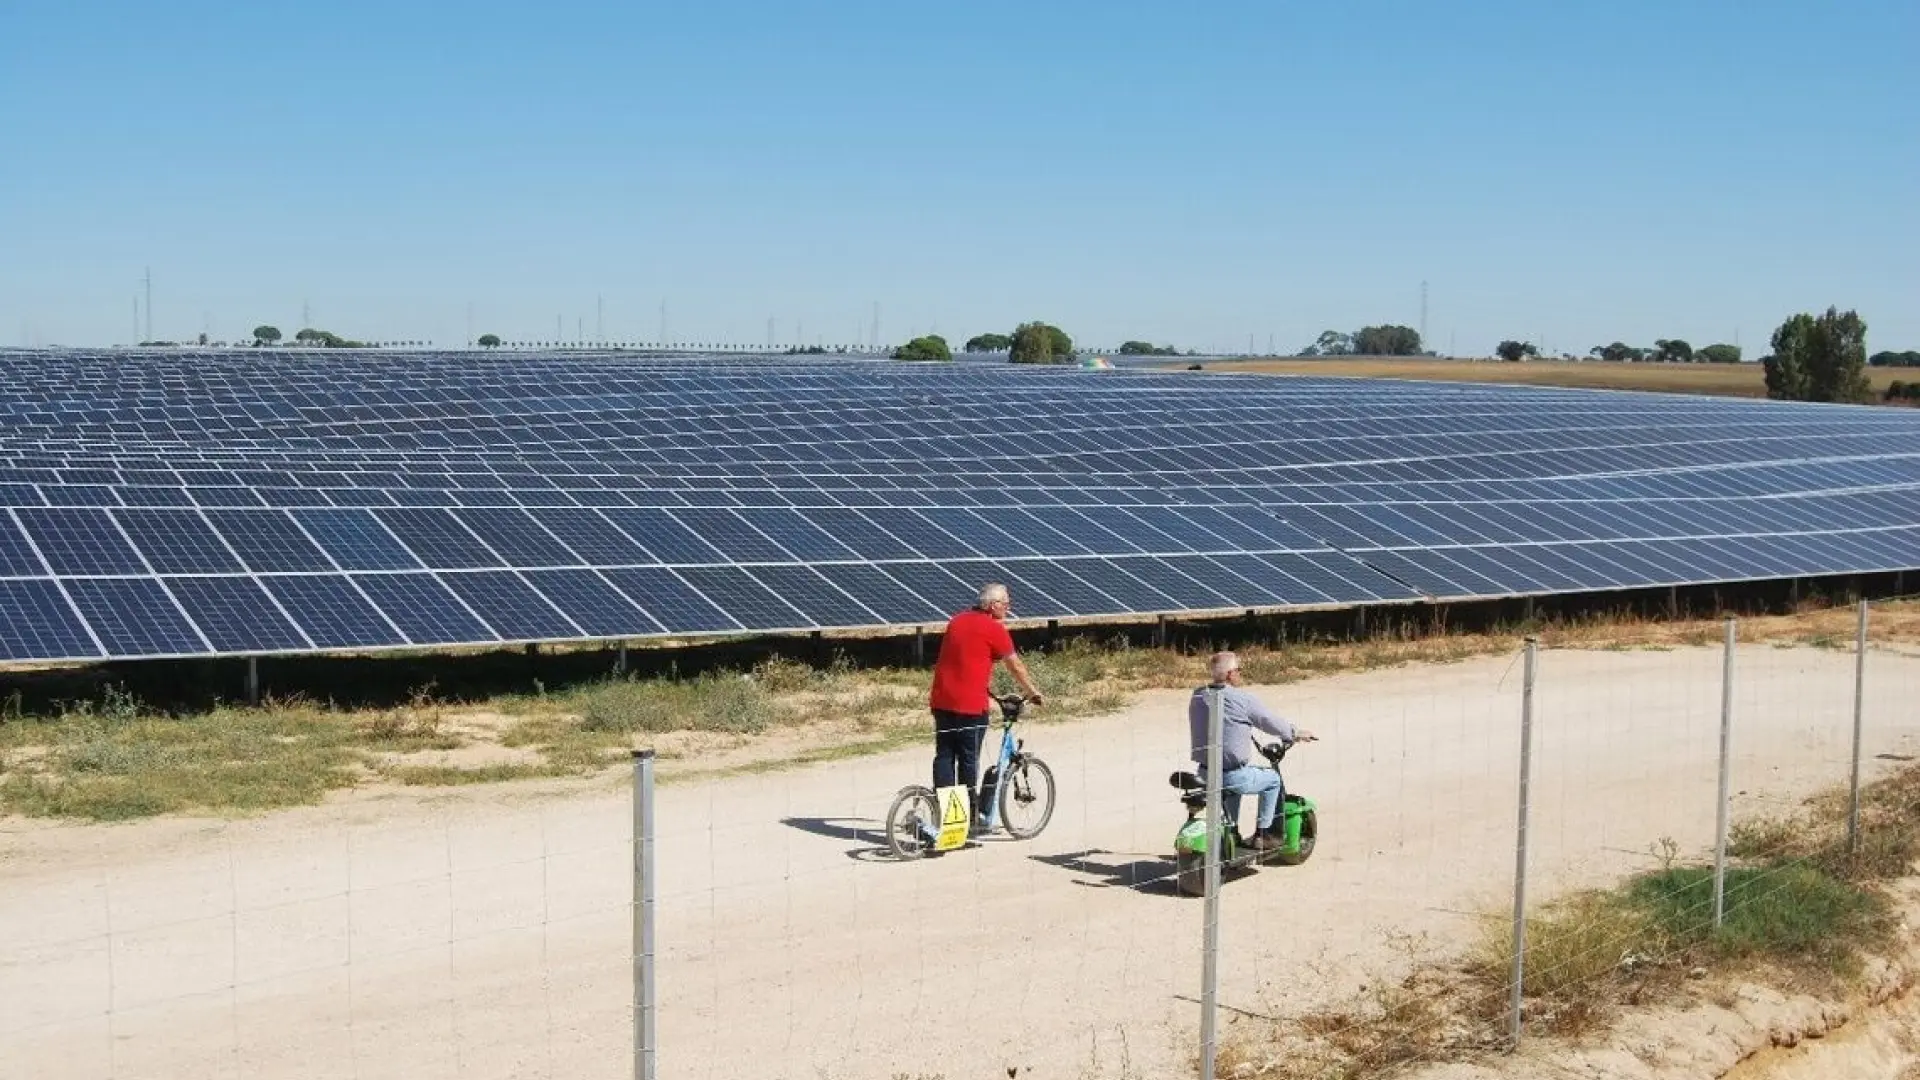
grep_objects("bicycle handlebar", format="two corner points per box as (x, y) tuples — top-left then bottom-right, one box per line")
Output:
(995, 693), (1036, 721)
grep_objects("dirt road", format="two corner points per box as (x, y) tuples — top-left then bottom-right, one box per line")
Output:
(6, 645), (1919, 1080)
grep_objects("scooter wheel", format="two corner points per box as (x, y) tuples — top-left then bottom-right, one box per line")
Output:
(1175, 851), (1208, 897)
(1270, 809), (1317, 866)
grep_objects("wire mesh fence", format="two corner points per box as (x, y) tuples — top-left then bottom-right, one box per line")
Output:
(5, 600), (1920, 1079)
(1, 787), (635, 1080)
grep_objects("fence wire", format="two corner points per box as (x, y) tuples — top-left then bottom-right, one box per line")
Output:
(6, 601), (1920, 1079)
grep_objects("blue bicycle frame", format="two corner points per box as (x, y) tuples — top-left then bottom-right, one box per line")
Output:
(977, 717), (1022, 831)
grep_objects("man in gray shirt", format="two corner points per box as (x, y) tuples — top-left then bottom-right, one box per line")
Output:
(1188, 650), (1316, 849)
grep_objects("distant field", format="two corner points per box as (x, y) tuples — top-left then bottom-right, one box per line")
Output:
(1163, 357), (1912, 400)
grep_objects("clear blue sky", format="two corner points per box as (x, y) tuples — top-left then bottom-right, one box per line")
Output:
(3, 0), (1914, 355)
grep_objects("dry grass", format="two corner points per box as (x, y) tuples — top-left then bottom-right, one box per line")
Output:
(1168, 358), (1911, 400)
(1215, 933), (1507, 1080)
(1226, 759), (1920, 1080)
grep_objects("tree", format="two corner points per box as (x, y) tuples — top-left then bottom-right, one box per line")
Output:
(1350, 324), (1423, 356)
(252, 325), (282, 346)
(1697, 343), (1742, 364)
(1651, 338), (1695, 363)
(477, 334), (501, 348)
(1495, 340), (1538, 363)
(1762, 307), (1871, 403)
(1010, 322), (1072, 364)
(892, 334), (952, 362)
(964, 333), (1012, 353)
(1309, 330), (1353, 356)
(1589, 342), (1645, 363)
(291, 327), (366, 349)
(1118, 340), (1179, 356)
(1868, 350), (1920, 367)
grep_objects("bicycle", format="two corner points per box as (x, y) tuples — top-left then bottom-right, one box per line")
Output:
(885, 693), (1056, 860)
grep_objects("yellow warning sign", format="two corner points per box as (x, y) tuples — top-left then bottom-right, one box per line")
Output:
(934, 784), (971, 851)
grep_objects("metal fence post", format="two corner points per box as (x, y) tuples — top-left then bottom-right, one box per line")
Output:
(1849, 600), (1869, 854)
(633, 750), (657, 1080)
(1200, 686), (1224, 1080)
(1509, 638), (1537, 1048)
(1713, 618), (1735, 929)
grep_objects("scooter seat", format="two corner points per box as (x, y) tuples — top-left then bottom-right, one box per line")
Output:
(1168, 770), (1204, 792)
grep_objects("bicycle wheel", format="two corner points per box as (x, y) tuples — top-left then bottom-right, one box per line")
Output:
(996, 755), (1056, 839)
(885, 785), (940, 861)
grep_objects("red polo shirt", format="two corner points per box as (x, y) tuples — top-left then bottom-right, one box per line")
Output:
(928, 608), (1015, 714)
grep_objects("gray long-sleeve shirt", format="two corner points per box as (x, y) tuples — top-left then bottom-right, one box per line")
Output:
(1188, 685), (1297, 771)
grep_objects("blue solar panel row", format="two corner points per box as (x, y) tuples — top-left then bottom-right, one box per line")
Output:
(0, 349), (1914, 663)
(0, 552), (1424, 661)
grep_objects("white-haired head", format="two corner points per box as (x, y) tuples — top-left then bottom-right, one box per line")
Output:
(1209, 651), (1241, 684)
(977, 582), (1010, 610)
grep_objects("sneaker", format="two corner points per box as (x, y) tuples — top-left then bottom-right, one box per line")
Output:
(1246, 831), (1281, 852)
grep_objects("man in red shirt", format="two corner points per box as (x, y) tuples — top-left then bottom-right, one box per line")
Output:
(928, 582), (1044, 831)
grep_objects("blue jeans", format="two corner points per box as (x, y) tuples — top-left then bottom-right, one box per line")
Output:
(1200, 764), (1285, 832)
(932, 709), (989, 822)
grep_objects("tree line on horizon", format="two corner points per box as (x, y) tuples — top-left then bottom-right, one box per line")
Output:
(895, 322), (1080, 363)
(237, 307), (1913, 409)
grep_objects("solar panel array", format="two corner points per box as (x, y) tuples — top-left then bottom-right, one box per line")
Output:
(0, 348), (1916, 664)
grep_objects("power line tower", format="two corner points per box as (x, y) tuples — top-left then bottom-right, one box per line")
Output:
(143, 267), (153, 341)
(1419, 280), (1428, 351)
(870, 302), (880, 351)
(658, 299), (668, 347)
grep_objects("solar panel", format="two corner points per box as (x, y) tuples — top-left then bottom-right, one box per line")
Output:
(17, 507), (148, 575)
(0, 348), (1914, 664)
(294, 508), (424, 571)
(263, 576), (407, 649)
(441, 571), (583, 641)
(373, 508), (504, 569)
(354, 573), (498, 645)
(453, 508), (582, 567)
(599, 508), (729, 564)
(600, 566), (742, 633)
(167, 576), (312, 652)
(0, 579), (101, 659)
(114, 508), (245, 575)
(63, 577), (208, 656)
(522, 568), (667, 637)
(746, 564), (882, 628)
(203, 509), (336, 573)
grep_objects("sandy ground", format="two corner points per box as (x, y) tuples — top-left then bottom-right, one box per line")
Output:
(5, 644), (1920, 1080)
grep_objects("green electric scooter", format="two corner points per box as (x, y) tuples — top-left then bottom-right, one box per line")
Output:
(1169, 736), (1317, 897)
